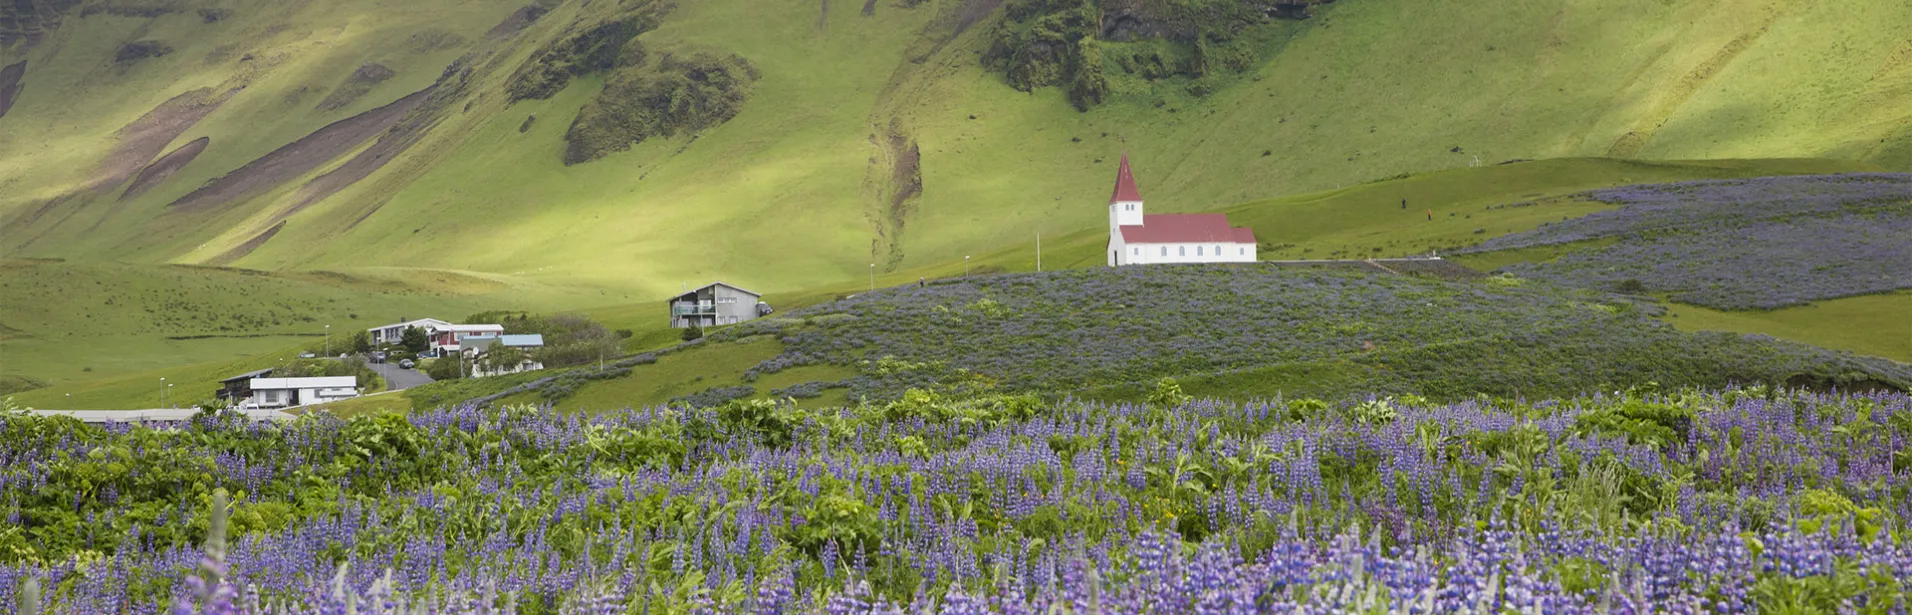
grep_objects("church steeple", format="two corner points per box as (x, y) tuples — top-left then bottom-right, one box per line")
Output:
(1109, 153), (1144, 230)
(1110, 153), (1143, 204)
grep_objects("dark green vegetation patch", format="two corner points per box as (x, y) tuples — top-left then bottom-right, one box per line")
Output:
(985, 0), (1307, 109)
(563, 50), (758, 165)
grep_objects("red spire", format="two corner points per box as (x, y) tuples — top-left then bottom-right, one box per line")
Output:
(1109, 153), (1142, 203)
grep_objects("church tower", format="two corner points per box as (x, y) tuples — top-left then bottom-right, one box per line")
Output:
(1109, 153), (1144, 232)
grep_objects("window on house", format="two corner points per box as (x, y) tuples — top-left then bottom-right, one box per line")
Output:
(1179, 246), (1186, 256)
(1132, 248), (1139, 256)
(1239, 247), (1246, 255)
(1197, 246), (1204, 256)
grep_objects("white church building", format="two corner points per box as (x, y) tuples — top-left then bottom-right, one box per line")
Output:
(1106, 154), (1258, 266)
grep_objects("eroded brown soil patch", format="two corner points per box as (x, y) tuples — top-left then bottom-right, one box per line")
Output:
(120, 136), (208, 201)
(0, 60), (24, 120)
(168, 86), (434, 213)
(208, 220), (286, 266)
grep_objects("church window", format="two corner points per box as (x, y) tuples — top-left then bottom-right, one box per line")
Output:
(1160, 247), (1167, 256)
(1178, 246), (1185, 256)
(1197, 246), (1204, 256)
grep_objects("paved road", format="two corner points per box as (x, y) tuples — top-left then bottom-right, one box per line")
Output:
(369, 360), (435, 390)
(27, 408), (295, 422)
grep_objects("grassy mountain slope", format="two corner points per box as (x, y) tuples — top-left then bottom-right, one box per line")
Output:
(4, 0), (1909, 291)
(5, 0), (1911, 403)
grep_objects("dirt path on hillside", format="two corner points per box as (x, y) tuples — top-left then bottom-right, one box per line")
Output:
(858, 0), (1004, 268)
(168, 86), (434, 213)
(119, 136), (208, 201)
(0, 60), (25, 120)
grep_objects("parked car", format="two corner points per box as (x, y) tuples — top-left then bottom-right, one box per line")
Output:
(369, 351), (386, 364)
(398, 359), (415, 369)
(299, 352), (316, 358)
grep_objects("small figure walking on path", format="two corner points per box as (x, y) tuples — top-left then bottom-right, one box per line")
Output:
(918, 277), (925, 288)
(1426, 209), (1433, 221)
(1401, 198), (1407, 210)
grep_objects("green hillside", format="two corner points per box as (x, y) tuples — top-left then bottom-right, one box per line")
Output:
(4, 0), (1911, 402)
(5, 0), (1910, 288)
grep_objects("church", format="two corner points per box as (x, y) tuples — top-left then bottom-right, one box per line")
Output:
(1106, 155), (1258, 266)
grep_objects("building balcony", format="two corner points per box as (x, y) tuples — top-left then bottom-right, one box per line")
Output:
(671, 304), (717, 316)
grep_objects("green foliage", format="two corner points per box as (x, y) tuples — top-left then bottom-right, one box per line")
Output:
(1573, 398), (1694, 450)
(426, 355), (464, 381)
(1794, 489), (1886, 543)
(682, 323), (705, 342)
(1146, 377), (1190, 408)
(400, 326), (429, 354)
(349, 330), (372, 354)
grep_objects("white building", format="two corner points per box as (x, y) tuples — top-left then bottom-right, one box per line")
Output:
(459, 334), (547, 377)
(242, 377), (359, 409)
(1105, 154), (1258, 266)
(367, 318), (451, 345)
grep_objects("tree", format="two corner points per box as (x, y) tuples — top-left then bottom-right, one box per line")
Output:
(480, 340), (527, 375)
(681, 323), (704, 341)
(400, 326), (429, 354)
(350, 330), (372, 354)
(427, 355), (464, 381)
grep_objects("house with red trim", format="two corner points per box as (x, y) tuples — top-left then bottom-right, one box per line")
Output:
(1105, 154), (1257, 266)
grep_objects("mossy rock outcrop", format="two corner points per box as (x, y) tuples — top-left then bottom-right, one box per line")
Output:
(563, 50), (758, 165)
(984, 0), (1314, 110)
(505, 4), (670, 102)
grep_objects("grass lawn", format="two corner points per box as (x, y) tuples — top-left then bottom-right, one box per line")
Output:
(1663, 292), (1912, 363)
(552, 334), (785, 412)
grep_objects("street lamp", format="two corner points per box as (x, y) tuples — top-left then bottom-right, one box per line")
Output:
(965, 255), (970, 276)
(168, 384), (174, 408)
(869, 263), (874, 292)
(159, 377), (166, 408)
(325, 324), (331, 357)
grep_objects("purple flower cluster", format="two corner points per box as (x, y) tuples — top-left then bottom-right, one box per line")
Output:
(1460, 174), (1912, 309)
(4, 389), (1910, 613)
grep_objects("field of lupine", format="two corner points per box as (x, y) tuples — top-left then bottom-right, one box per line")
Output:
(705, 266), (1910, 403)
(1459, 174), (1912, 310)
(3, 387), (1911, 614)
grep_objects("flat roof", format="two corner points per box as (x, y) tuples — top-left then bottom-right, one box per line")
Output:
(250, 377), (357, 389)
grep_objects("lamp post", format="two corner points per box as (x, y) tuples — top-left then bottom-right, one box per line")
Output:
(869, 263), (874, 292)
(167, 384), (174, 408)
(159, 377), (166, 408)
(965, 255), (970, 276)
(325, 324), (331, 357)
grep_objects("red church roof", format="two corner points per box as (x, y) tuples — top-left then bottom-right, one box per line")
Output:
(1119, 214), (1255, 244)
(1109, 154), (1143, 203)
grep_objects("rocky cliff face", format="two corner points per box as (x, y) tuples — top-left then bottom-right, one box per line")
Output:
(1, 0), (83, 49)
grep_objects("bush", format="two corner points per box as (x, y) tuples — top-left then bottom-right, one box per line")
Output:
(681, 324), (704, 342)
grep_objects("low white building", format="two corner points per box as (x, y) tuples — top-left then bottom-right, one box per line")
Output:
(242, 377), (358, 409)
(459, 334), (547, 377)
(367, 318), (451, 345)
(1105, 154), (1258, 266)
